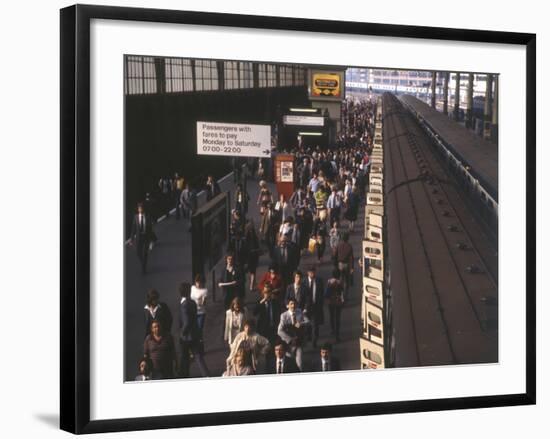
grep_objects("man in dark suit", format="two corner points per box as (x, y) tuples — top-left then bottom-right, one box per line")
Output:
(218, 254), (243, 309)
(335, 231), (354, 299)
(297, 158), (311, 190)
(205, 174), (221, 201)
(305, 266), (325, 347)
(178, 282), (209, 378)
(129, 202), (155, 273)
(253, 286), (281, 343)
(144, 288), (172, 338)
(284, 271), (309, 311)
(267, 338), (300, 374)
(273, 236), (299, 285)
(311, 343), (341, 372)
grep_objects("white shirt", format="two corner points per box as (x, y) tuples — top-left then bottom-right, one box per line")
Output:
(144, 304), (159, 318)
(308, 277), (317, 303)
(190, 286), (208, 315)
(276, 358), (284, 374)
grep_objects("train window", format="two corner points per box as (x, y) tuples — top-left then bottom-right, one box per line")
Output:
(371, 231), (381, 239)
(363, 349), (383, 365)
(370, 196), (382, 203)
(368, 325), (382, 340)
(368, 312), (381, 325)
(364, 247), (381, 255)
(369, 259), (382, 270)
(365, 285), (380, 296)
(363, 258), (370, 274)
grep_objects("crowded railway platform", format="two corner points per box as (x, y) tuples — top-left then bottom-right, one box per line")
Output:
(124, 56), (498, 381)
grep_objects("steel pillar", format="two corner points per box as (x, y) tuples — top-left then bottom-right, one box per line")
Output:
(483, 74), (493, 140)
(465, 73), (474, 129)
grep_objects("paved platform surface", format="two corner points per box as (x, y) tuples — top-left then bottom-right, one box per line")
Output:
(124, 174), (364, 380)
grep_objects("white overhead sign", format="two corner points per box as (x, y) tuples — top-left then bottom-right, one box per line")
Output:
(283, 115), (324, 126)
(196, 121), (271, 158)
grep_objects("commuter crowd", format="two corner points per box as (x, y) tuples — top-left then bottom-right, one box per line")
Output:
(129, 98), (376, 380)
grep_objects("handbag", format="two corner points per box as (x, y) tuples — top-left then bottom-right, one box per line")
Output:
(308, 237), (317, 253)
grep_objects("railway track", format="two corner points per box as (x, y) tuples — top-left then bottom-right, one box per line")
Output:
(382, 93), (498, 367)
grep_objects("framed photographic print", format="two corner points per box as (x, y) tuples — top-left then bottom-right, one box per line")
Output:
(60, 4), (536, 434)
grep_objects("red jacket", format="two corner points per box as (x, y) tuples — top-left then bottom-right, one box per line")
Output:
(257, 272), (284, 298)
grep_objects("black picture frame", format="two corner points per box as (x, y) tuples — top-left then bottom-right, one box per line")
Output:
(60, 4), (536, 434)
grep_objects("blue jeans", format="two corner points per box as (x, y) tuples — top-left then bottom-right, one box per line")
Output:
(197, 314), (206, 341)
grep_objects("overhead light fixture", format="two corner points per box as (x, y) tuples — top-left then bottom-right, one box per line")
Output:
(289, 108), (318, 113)
(298, 132), (323, 136)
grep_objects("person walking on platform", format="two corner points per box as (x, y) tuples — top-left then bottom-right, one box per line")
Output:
(274, 193), (292, 224)
(143, 288), (172, 338)
(298, 158), (311, 189)
(254, 285), (281, 343)
(229, 210), (246, 267)
(273, 235), (299, 285)
(327, 186), (342, 228)
(311, 343), (341, 372)
(329, 221), (341, 267)
(143, 192), (158, 223)
(325, 269), (344, 342)
(223, 348), (255, 377)
(244, 220), (261, 293)
(334, 232), (354, 299)
(143, 320), (176, 379)
(268, 339), (300, 374)
(308, 171), (321, 195)
(297, 206), (313, 251)
(135, 357), (157, 381)
(190, 274), (208, 349)
(284, 270), (309, 312)
(158, 175), (172, 217)
(226, 319), (270, 374)
(206, 174), (221, 201)
(257, 180), (273, 208)
(129, 202), (154, 274)
(314, 184), (328, 214)
(224, 297), (247, 347)
(278, 216), (293, 242)
(344, 186), (360, 232)
(259, 203), (274, 255)
(290, 221), (301, 265)
(184, 184), (198, 233)
(290, 186), (307, 211)
(343, 177), (353, 205)
(178, 282), (210, 378)
(305, 266), (325, 348)
(278, 298), (309, 371)
(173, 173), (185, 220)
(234, 183), (249, 217)
(179, 186), (191, 219)
(257, 266), (284, 299)
(312, 209), (329, 264)
(218, 254), (242, 310)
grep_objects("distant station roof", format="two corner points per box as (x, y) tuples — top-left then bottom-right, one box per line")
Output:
(400, 95), (498, 200)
